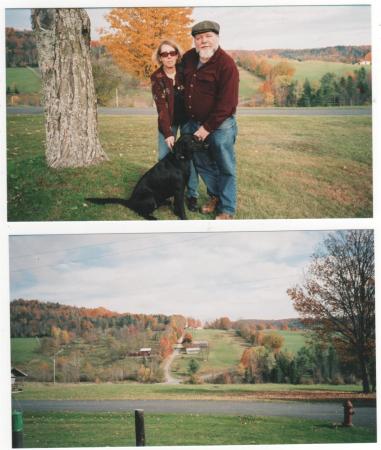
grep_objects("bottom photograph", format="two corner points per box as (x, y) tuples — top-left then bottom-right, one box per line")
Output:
(9, 229), (376, 447)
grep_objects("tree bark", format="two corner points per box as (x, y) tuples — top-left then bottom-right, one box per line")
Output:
(32, 9), (108, 168)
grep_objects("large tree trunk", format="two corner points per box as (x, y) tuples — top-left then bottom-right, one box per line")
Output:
(32, 9), (107, 168)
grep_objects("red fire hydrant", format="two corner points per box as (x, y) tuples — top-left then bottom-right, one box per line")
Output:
(343, 400), (355, 427)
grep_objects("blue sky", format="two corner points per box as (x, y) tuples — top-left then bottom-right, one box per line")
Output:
(5, 5), (371, 50)
(9, 231), (330, 321)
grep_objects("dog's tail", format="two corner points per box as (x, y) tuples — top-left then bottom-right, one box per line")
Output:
(85, 197), (129, 207)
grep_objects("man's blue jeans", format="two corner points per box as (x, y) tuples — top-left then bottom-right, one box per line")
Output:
(158, 125), (199, 199)
(182, 116), (238, 215)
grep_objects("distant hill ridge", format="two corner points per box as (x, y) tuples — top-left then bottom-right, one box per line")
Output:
(6, 28), (371, 68)
(10, 298), (172, 338)
(231, 45), (371, 64)
(233, 318), (303, 330)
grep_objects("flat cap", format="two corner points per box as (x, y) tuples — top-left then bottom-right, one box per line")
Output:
(191, 20), (220, 36)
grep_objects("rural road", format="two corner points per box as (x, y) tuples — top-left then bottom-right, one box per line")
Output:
(14, 399), (376, 429)
(7, 106), (371, 116)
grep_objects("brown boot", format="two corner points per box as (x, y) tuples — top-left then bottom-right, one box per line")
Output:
(200, 196), (219, 214)
(215, 213), (234, 220)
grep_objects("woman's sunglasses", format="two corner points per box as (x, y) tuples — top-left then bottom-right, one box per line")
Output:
(160, 50), (178, 58)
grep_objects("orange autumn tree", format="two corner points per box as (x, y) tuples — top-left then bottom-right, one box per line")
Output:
(100, 7), (193, 82)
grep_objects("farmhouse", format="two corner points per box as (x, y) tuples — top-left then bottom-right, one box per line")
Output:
(128, 348), (152, 357)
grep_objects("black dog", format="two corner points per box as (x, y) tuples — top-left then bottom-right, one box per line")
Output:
(86, 134), (208, 220)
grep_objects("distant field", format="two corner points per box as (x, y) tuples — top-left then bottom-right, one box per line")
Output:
(266, 59), (370, 82)
(6, 67), (41, 93)
(172, 329), (246, 377)
(262, 329), (307, 354)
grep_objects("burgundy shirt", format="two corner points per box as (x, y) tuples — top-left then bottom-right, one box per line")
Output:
(182, 47), (239, 132)
(151, 65), (185, 138)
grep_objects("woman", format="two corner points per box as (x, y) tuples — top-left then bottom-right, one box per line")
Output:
(151, 40), (198, 210)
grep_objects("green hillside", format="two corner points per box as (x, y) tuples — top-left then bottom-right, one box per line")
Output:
(262, 329), (307, 354)
(6, 67), (41, 93)
(266, 58), (370, 83)
(11, 335), (159, 382)
(11, 337), (42, 366)
(238, 67), (263, 100)
(289, 59), (369, 83)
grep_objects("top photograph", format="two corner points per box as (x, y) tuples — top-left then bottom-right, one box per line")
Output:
(5, 5), (372, 221)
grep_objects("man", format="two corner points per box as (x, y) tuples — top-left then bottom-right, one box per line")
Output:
(182, 20), (239, 219)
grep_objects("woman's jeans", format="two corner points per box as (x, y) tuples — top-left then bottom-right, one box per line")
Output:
(182, 116), (237, 215)
(158, 124), (199, 199)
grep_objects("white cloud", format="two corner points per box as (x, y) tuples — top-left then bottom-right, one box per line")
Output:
(10, 231), (329, 320)
(5, 6), (370, 49)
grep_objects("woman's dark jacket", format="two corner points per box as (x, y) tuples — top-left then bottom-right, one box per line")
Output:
(150, 64), (186, 138)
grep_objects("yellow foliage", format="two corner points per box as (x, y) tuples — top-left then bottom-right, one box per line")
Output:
(100, 7), (194, 82)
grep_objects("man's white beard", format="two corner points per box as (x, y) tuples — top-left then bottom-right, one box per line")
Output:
(198, 47), (216, 60)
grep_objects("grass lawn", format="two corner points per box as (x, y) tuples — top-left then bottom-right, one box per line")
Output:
(7, 113), (372, 221)
(21, 411), (376, 447)
(16, 381), (366, 401)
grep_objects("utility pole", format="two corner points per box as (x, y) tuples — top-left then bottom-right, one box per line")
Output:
(51, 349), (63, 384)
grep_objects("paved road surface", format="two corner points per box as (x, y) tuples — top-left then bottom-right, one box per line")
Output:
(7, 106), (371, 116)
(14, 399), (376, 428)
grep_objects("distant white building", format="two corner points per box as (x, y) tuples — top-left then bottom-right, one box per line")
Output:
(186, 347), (201, 354)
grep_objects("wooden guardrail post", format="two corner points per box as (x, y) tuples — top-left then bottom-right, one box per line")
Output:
(135, 409), (145, 446)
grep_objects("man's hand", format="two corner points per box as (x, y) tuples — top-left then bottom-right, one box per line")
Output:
(165, 136), (175, 150)
(194, 126), (210, 141)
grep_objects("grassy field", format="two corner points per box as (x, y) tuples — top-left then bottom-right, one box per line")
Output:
(15, 381), (366, 401)
(7, 114), (372, 221)
(20, 411), (376, 447)
(172, 329), (246, 377)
